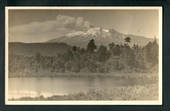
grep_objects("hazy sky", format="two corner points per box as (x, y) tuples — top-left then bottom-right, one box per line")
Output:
(9, 9), (159, 43)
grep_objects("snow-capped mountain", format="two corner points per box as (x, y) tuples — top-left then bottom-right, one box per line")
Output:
(47, 27), (153, 48)
(65, 27), (111, 38)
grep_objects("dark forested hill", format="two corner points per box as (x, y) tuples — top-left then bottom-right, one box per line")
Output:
(9, 42), (71, 56)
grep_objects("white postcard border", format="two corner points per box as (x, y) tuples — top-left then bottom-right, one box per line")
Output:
(5, 6), (162, 105)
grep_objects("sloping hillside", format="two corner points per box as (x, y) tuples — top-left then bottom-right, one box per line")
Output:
(47, 28), (153, 47)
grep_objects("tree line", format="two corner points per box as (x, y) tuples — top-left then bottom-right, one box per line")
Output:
(9, 37), (158, 75)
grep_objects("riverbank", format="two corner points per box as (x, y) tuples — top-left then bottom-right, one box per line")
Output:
(8, 72), (158, 86)
(9, 71), (158, 78)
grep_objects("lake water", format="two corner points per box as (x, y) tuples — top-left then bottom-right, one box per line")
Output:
(8, 76), (141, 99)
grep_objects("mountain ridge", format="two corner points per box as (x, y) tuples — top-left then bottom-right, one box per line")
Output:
(46, 27), (153, 47)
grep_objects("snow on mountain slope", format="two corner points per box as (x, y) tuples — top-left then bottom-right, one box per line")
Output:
(47, 27), (153, 48)
(65, 27), (112, 38)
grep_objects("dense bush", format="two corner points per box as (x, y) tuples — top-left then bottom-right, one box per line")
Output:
(9, 38), (158, 75)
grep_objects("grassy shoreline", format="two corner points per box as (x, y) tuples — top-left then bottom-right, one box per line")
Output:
(9, 71), (158, 78)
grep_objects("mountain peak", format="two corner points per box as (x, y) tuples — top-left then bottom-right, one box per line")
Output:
(65, 27), (111, 39)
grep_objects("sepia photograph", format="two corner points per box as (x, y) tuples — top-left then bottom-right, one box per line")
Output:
(5, 7), (162, 105)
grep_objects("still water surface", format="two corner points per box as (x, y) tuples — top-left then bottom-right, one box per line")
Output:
(8, 76), (135, 99)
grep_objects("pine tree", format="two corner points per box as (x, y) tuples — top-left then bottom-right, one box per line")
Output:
(87, 39), (97, 53)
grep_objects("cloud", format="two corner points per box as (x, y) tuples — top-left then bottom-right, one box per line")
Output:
(9, 20), (70, 43)
(56, 15), (90, 30)
(9, 15), (91, 43)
